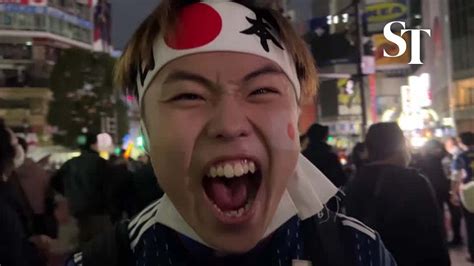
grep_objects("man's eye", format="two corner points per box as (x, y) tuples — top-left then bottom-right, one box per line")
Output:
(170, 93), (204, 101)
(250, 88), (278, 96)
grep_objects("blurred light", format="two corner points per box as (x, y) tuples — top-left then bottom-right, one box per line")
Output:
(136, 136), (144, 148)
(435, 129), (443, 138)
(124, 143), (134, 159)
(342, 13), (349, 23)
(99, 151), (109, 160)
(443, 117), (454, 127)
(414, 14), (422, 19)
(327, 15), (332, 25)
(126, 95), (135, 102)
(26, 41), (32, 46)
(340, 157), (348, 166)
(381, 108), (397, 122)
(77, 135), (86, 145)
(114, 147), (121, 155)
(410, 136), (427, 148)
(97, 133), (113, 151)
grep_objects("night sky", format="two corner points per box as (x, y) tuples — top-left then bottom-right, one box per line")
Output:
(111, 0), (159, 50)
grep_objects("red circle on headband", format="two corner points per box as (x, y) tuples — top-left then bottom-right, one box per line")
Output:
(165, 3), (222, 50)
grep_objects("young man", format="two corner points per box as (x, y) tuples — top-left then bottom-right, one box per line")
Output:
(345, 123), (450, 266)
(51, 133), (112, 244)
(451, 132), (474, 262)
(69, 1), (396, 265)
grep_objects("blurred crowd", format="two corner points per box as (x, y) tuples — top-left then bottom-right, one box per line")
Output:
(301, 122), (474, 265)
(2, 116), (474, 265)
(0, 118), (162, 266)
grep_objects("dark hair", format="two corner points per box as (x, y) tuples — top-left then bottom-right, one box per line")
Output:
(351, 142), (367, 168)
(80, 132), (98, 151)
(0, 120), (15, 176)
(460, 132), (474, 146)
(365, 122), (406, 162)
(306, 123), (329, 143)
(423, 139), (446, 159)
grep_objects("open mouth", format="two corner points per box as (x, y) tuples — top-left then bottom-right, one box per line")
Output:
(202, 159), (262, 222)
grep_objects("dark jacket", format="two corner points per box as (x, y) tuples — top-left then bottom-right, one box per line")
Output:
(51, 150), (110, 218)
(129, 163), (163, 216)
(413, 155), (450, 206)
(303, 142), (347, 188)
(0, 181), (46, 266)
(345, 164), (450, 266)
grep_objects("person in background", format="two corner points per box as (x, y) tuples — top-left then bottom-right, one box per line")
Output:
(444, 137), (464, 246)
(450, 132), (474, 262)
(349, 142), (368, 174)
(415, 140), (450, 211)
(0, 119), (51, 266)
(128, 160), (164, 217)
(51, 132), (112, 245)
(302, 123), (347, 188)
(12, 137), (58, 238)
(345, 122), (450, 266)
(413, 140), (451, 241)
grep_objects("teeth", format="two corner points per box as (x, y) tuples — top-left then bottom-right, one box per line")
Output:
(217, 165), (224, 177)
(234, 163), (244, 177)
(206, 160), (258, 179)
(212, 200), (253, 218)
(224, 164), (234, 178)
(249, 162), (256, 174)
(210, 167), (217, 178)
(237, 207), (244, 216)
(243, 163), (249, 174)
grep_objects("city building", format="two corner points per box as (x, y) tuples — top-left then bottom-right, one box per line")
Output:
(449, 0), (474, 132)
(0, 0), (110, 144)
(286, 0), (457, 149)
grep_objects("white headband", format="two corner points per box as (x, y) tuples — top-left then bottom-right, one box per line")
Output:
(136, 0), (300, 105)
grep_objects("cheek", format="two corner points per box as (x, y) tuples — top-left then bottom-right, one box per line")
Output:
(287, 123), (295, 141)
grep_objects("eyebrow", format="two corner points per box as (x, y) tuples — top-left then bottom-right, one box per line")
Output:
(163, 64), (285, 88)
(243, 64), (285, 82)
(163, 71), (214, 88)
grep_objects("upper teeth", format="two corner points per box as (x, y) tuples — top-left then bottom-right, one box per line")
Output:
(208, 160), (256, 179)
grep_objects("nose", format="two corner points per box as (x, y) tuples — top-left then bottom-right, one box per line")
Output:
(206, 95), (251, 141)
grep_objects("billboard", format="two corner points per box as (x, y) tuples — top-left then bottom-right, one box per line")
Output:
(337, 78), (362, 116)
(364, 0), (408, 34)
(373, 33), (410, 70)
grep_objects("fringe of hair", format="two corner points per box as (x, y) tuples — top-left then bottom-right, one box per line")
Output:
(114, 0), (318, 103)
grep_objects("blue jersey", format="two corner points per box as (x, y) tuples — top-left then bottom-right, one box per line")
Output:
(452, 149), (474, 183)
(69, 201), (396, 266)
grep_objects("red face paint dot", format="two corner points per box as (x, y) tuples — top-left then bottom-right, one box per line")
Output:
(287, 123), (295, 141)
(165, 3), (222, 50)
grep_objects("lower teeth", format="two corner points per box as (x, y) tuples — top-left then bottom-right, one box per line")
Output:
(214, 200), (253, 218)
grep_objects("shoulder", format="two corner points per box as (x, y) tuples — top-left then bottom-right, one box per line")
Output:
(337, 214), (397, 266)
(128, 199), (162, 250)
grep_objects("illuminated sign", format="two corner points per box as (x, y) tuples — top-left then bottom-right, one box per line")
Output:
(366, 2), (408, 23)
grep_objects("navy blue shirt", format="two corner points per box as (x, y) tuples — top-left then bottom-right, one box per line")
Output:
(452, 149), (474, 184)
(70, 200), (396, 266)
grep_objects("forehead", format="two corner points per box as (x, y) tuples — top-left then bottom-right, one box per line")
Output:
(157, 52), (284, 80)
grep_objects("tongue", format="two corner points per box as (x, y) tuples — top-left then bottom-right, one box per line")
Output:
(208, 177), (248, 211)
